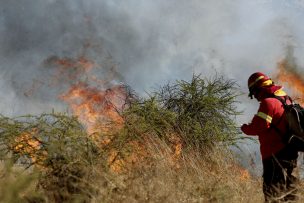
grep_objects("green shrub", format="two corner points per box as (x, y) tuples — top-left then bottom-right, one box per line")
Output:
(122, 74), (241, 151)
(0, 113), (101, 202)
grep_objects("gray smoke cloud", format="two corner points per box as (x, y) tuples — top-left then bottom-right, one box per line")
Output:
(1, 0), (304, 174)
(0, 0), (304, 121)
(1, 0), (304, 117)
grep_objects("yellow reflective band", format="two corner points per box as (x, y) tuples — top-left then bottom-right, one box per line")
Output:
(249, 75), (264, 88)
(257, 112), (272, 123)
(260, 79), (273, 87)
(274, 88), (287, 96)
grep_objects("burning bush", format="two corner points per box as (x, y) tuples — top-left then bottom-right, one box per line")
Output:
(0, 74), (245, 202)
(100, 74), (242, 174)
(0, 113), (101, 202)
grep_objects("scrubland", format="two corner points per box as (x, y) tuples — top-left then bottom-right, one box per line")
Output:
(0, 75), (301, 202)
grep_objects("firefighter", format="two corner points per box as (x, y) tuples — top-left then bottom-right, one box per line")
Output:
(241, 72), (298, 202)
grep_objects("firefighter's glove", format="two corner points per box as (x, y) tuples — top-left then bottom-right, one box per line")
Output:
(241, 124), (249, 134)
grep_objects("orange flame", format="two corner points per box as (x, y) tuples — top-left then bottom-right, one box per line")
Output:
(44, 56), (94, 86)
(14, 129), (40, 152)
(42, 55), (128, 135)
(239, 168), (250, 181)
(52, 56), (94, 73)
(108, 141), (150, 173)
(274, 59), (304, 105)
(13, 129), (46, 166)
(60, 82), (127, 135)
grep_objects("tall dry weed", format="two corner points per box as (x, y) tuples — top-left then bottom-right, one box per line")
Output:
(92, 137), (264, 203)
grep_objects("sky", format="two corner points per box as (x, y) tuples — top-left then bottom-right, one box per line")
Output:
(1, 0), (304, 172)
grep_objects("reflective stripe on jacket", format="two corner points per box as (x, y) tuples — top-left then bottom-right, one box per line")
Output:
(242, 90), (290, 159)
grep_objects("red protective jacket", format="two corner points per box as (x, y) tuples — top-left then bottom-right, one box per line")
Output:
(241, 86), (290, 160)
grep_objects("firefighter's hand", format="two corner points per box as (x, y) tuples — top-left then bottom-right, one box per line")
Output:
(241, 124), (248, 134)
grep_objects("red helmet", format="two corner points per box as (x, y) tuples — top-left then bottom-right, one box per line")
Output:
(248, 72), (273, 98)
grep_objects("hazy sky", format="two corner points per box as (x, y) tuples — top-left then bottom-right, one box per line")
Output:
(1, 0), (304, 118)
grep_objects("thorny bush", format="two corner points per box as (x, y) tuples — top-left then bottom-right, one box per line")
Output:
(0, 113), (101, 202)
(123, 74), (241, 152)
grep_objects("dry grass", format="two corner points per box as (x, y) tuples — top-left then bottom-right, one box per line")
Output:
(4, 136), (304, 202)
(91, 137), (264, 203)
(0, 161), (43, 203)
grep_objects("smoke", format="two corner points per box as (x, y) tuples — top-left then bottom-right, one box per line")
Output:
(1, 0), (304, 117)
(2, 0), (304, 176)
